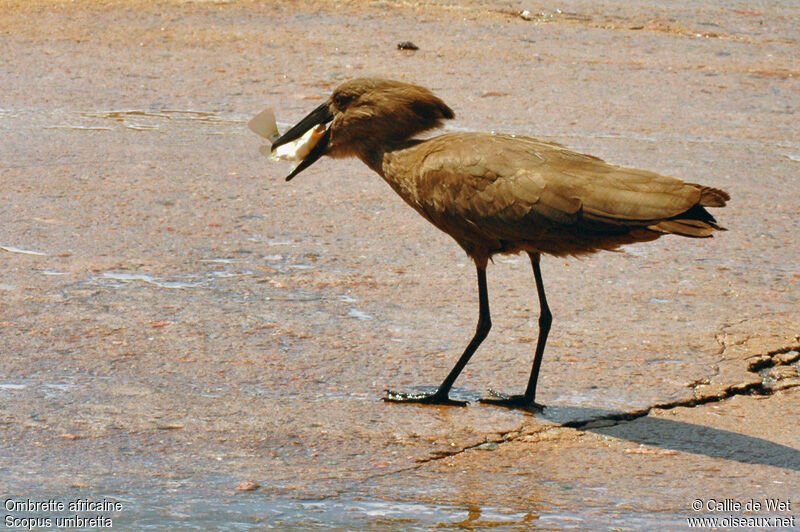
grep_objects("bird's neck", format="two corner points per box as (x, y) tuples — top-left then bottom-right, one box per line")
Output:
(356, 139), (426, 177)
(354, 139), (436, 215)
(358, 146), (386, 176)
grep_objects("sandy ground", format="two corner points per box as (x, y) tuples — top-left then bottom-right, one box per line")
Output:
(1, 0), (798, 529)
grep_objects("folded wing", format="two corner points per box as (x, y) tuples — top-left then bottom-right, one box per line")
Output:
(411, 133), (728, 246)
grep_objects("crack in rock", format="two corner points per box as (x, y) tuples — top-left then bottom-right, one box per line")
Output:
(565, 345), (800, 431)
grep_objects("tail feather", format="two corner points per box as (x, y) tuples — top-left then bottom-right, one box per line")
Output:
(649, 219), (715, 238)
(693, 184), (730, 208)
(648, 185), (730, 238)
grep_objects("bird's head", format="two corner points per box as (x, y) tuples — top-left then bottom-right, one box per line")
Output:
(270, 78), (454, 180)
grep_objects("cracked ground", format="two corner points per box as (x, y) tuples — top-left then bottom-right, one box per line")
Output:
(1, 0), (799, 529)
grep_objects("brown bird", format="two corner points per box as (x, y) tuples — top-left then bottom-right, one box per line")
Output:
(268, 78), (729, 410)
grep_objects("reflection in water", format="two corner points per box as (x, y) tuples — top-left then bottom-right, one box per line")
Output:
(449, 501), (539, 530)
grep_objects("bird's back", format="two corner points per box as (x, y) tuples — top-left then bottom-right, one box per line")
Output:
(382, 132), (728, 263)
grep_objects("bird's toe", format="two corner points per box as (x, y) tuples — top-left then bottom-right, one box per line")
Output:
(382, 389), (467, 407)
(479, 390), (543, 412)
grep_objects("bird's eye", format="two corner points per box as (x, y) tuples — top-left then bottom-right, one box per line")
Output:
(333, 93), (352, 109)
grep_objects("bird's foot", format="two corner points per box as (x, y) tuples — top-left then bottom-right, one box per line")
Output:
(383, 389), (467, 407)
(479, 389), (543, 412)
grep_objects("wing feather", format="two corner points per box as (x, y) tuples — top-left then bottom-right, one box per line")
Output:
(411, 133), (700, 227)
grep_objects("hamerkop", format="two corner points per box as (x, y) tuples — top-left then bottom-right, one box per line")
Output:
(267, 78), (729, 410)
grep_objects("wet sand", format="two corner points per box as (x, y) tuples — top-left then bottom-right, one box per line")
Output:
(1, 0), (798, 529)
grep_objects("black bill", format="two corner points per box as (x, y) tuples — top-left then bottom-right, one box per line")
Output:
(270, 102), (333, 180)
(283, 127), (331, 182)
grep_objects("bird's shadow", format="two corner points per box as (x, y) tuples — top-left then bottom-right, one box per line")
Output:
(541, 405), (800, 472)
(389, 387), (799, 471)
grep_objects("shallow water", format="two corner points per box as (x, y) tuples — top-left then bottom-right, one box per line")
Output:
(3, 489), (660, 531)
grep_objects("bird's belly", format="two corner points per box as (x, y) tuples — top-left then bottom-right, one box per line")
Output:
(422, 207), (660, 261)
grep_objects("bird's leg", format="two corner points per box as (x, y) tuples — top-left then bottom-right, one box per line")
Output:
(525, 252), (551, 405)
(480, 252), (550, 412)
(384, 266), (491, 406)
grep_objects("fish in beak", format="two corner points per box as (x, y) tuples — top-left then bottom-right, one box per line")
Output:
(269, 102), (333, 181)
